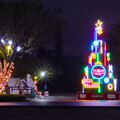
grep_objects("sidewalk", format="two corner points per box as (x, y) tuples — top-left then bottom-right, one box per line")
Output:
(27, 93), (76, 102)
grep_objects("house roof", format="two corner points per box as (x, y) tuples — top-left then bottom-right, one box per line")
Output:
(16, 79), (29, 87)
(7, 78), (35, 88)
(8, 78), (20, 87)
(24, 78), (35, 88)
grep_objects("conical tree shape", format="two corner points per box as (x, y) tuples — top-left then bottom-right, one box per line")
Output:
(81, 20), (117, 93)
(29, 88), (36, 98)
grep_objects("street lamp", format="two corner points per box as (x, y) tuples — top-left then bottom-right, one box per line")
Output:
(40, 71), (46, 78)
(40, 71), (47, 92)
(34, 61), (55, 97)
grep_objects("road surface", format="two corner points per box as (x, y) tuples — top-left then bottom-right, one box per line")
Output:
(0, 94), (120, 120)
(0, 94), (120, 106)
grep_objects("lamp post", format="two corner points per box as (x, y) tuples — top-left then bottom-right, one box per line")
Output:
(40, 71), (47, 92)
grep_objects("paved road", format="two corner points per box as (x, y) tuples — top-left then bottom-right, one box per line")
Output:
(1, 94), (120, 120)
(0, 94), (120, 106)
(1, 106), (120, 120)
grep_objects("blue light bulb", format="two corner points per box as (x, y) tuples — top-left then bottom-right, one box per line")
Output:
(94, 40), (99, 46)
(104, 77), (109, 84)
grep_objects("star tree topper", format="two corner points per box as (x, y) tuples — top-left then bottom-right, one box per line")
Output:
(95, 20), (103, 29)
(95, 20), (103, 35)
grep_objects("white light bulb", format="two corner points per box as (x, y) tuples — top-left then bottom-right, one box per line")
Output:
(1, 39), (5, 44)
(40, 72), (46, 77)
(8, 40), (13, 45)
(17, 46), (21, 52)
(94, 40), (99, 46)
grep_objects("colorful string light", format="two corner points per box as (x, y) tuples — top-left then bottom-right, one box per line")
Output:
(82, 79), (99, 88)
(81, 20), (117, 93)
(88, 53), (96, 64)
(107, 83), (113, 91)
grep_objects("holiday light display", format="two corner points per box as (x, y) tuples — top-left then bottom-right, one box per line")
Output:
(0, 60), (14, 93)
(82, 79), (99, 88)
(82, 20), (117, 93)
(0, 39), (21, 93)
(34, 76), (38, 92)
(34, 80), (38, 92)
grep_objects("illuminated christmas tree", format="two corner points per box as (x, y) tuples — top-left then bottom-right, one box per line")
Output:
(82, 20), (117, 93)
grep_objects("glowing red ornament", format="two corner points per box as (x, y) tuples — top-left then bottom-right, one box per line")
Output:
(97, 29), (103, 35)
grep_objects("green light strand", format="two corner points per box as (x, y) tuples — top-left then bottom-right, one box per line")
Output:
(107, 52), (110, 57)
(107, 52), (110, 61)
(111, 73), (113, 80)
(98, 79), (101, 93)
(97, 53), (99, 62)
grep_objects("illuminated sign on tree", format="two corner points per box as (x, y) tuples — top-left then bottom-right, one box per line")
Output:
(91, 65), (106, 79)
(82, 79), (99, 88)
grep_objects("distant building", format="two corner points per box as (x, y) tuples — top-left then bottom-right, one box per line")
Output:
(5, 74), (35, 95)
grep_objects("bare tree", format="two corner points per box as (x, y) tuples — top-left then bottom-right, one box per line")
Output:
(0, 0), (64, 93)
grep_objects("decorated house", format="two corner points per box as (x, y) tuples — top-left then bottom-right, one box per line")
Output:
(4, 74), (35, 94)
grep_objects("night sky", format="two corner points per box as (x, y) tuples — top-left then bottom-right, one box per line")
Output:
(41, 0), (120, 60)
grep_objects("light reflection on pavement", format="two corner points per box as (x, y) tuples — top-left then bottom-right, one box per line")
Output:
(0, 95), (120, 106)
